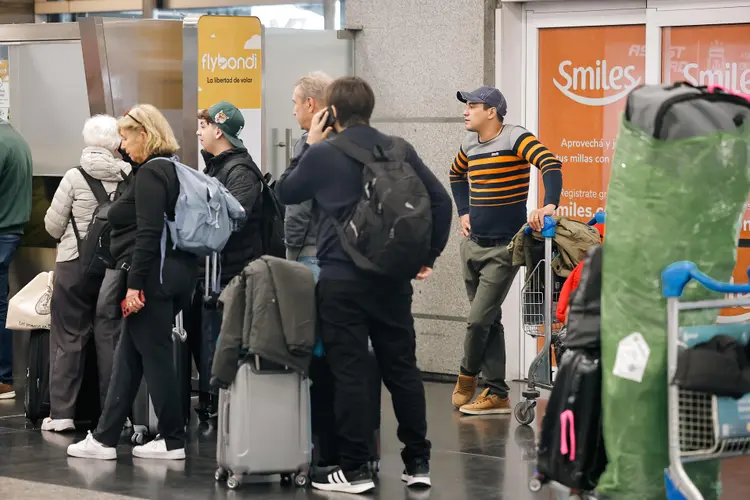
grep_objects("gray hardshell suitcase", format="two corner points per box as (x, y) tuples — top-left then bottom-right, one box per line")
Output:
(215, 355), (312, 490)
(131, 312), (191, 444)
(624, 82), (750, 140)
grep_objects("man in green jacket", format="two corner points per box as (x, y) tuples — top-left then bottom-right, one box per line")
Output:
(0, 118), (33, 399)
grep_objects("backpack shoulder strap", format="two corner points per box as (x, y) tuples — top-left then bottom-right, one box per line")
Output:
(76, 167), (109, 205)
(328, 135), (376, 166)
(223, 156), (265, 187)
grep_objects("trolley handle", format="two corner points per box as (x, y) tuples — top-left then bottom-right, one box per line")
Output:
(587, 212), (606, 225)
(662, 260), (750, 298)
(524, 215), (556, 238)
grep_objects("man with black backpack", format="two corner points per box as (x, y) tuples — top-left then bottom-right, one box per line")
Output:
(276, 76), (452, 494)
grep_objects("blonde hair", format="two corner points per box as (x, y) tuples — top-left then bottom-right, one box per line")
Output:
(82, 114), (121, 152)
(295, 71), (333, 106)
(117, 104), (179, 158)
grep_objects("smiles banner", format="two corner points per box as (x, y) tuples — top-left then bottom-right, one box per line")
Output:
(197, 15), (263, 169)
(537, 25), (646, 221)
(662, 24), (750, 323)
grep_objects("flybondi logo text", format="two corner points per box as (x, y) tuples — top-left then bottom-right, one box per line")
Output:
(201, 53), (258, 72)
(554, 60), (641, 106)
(201, 34), (261, 73)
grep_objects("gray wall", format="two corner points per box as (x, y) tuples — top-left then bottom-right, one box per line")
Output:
(346, 0), (497, 375)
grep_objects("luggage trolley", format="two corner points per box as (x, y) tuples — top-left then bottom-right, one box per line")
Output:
(515, 212), (606, 426)
(515, 216), (558, 426)
(662, 261), (750, 500)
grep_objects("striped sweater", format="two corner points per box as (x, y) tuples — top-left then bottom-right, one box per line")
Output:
(450, 124), (563, 242)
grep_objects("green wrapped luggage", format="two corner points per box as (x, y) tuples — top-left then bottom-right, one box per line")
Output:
(597, 83), (750, 500)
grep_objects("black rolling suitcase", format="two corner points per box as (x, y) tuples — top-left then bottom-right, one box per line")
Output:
(130, 311), (192, 444)
(25, 329), (51, 424)
(25, 329), (101, 428)
(310, 346), (381, 472)
(196, 253), (223, 421)
(532, 348), (607, 494)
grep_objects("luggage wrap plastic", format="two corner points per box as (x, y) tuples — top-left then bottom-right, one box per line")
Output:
(597, 86), (750, 499)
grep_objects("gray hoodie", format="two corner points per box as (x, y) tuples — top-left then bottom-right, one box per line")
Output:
(283, 132), (318, 260)
(44, 146), (131, 262)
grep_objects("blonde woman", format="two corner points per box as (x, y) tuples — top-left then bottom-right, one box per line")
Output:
(42, 115), (131, 432)
(67, 104), (198, 461)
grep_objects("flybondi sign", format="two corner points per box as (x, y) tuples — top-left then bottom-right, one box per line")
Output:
(201, 34), (261, 73)
(554, 60), (642, 106)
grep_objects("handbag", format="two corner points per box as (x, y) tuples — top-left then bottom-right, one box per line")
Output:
(96, 267), (128, 320)
(6, 271), (54, 331)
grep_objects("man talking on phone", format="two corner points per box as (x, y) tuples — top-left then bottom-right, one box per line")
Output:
(276, 77), (452, 495)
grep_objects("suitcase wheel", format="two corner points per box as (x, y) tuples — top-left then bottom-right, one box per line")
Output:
(514, 401), (536, 426)
(227, 474), (241, 490)
(294, 472), (309, 488)
(528, 477), (543, 492)
(214, 467), (228, 482)
(281, 473), (293, 485)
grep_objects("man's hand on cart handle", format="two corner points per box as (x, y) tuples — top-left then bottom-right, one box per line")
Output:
(528, 205), (556, 232)
(460, 214), (471, 237)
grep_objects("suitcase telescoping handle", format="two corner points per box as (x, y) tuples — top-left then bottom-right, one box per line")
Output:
(172, 311), (187, 343)
(204, 252), (220, 300)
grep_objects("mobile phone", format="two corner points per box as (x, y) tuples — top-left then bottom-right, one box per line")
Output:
(323, 106), (336, 130)
(121, 291), (145, 317)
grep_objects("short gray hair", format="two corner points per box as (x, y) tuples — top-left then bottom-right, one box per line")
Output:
(82, 114), (121, 152)
(295, 71), (333, 106)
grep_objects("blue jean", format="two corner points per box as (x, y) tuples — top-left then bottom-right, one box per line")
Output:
(0, 234), (21, 384)
(297, 256), (323, 357)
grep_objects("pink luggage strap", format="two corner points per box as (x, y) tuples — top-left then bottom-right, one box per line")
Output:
(560, 409), (576, 461)
(707, 85), (750, 102)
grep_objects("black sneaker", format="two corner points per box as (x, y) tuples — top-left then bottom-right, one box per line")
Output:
(311, 465), (375, 494)
(401, 458), (431, 487)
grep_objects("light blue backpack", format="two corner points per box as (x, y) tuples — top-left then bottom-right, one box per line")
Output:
(156, 158), (246, 280)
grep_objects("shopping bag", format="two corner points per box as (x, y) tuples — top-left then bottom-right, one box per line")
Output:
(6, 271), (54, 331)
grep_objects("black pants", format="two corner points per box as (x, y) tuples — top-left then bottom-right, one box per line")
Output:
(317, 278), (431, 472)
(94, 257), (197, 450)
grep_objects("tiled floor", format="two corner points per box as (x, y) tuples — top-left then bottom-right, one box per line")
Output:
(0, 383), (747, 500)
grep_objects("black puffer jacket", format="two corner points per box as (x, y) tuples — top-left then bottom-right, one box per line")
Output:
(201, 148), (264, 282)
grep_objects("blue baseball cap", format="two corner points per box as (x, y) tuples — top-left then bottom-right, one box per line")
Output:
(457, 85), (507, 117)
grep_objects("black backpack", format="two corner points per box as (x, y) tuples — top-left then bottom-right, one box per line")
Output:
(224, 159), (286, 259)
(71, 167), (129, 277)
(328, 134), (433, 279)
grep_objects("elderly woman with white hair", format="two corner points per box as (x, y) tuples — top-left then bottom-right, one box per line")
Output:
(42, 114), (131, 432)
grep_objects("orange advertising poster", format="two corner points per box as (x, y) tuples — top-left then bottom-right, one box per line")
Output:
(537, 25), (646, 222)
(661, 24), (750, 322)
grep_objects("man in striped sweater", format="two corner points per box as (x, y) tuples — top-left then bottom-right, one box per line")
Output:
(449, 85), (563, 415)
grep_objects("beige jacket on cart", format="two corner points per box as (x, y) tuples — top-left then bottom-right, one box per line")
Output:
(508, 216), (601, 278)
(44, 146), (131, 262)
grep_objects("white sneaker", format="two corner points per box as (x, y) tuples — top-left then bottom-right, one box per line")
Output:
(67, 431), (117, 460)
(41, 417), (75, 432)
(132, 438), (186, 460)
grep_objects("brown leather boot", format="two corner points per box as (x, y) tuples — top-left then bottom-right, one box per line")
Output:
(452, 374), (477, 409)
